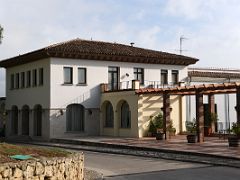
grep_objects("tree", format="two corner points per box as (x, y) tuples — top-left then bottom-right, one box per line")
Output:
(0, 25), (3, 44)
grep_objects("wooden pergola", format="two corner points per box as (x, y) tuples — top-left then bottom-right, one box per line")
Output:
(136, 82), (240, 143)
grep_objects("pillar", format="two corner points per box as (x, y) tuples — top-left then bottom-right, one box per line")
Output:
(163, 93), (170, 140)
(208, 94), (216, 133)
(132, 80), (140, 90)
(196, 92), (204, 143)
(236, 87), (240, 124)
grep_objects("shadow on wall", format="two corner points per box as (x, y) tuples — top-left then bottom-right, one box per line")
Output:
(50, 85), (101, 138)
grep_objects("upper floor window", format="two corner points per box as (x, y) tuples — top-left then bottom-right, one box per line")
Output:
(39, 68), (44, 86)
(161, 69), (168, 85)
(78, 68), (87, 84)
(32, 69), (37, 87)
(108, 66), (119, 90)
(64, 67), (73, 84)
(172, 70), (179, 85)
(15, 73), (19, 89)
(20, 72), (25, 88)
(134, 68), (144, 85)
(26, 70), (31, 87)
(10, 74), (14, 89)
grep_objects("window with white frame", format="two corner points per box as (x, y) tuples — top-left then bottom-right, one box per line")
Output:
(134, 68), (144, 85)
(39, 68), (44, 86)
(26, 70), (31, 87)
(78, 68), (87, 84)
(63, 67), (73, 84)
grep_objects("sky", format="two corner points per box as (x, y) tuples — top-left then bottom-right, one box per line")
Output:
(1, 0), (240, 96)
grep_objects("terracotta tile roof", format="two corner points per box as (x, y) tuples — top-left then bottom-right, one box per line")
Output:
(188, 71), (240, 79)
(0, 38), (198, 68)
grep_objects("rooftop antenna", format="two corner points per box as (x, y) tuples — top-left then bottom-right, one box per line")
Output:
(180, 35), (188, 55)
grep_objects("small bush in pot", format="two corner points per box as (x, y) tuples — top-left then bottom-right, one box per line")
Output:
(186, 119), (197, 143)
(228, 122), (240, 147)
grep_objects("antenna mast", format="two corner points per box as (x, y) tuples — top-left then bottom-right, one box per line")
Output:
(180, 35), (187, 55)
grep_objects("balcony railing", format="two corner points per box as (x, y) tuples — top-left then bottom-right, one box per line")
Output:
(103, 80), (182, 92)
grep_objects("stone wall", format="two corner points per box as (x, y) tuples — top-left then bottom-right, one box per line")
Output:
(0, 153), (84, 180)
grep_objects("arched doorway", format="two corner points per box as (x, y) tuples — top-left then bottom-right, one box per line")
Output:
(11, 105), (18, 135)
(34, 104), (42, 136)
(66, 104), (85, 132)
(103, 101), (114, 128)
(22, 105), (29, 135)
(120, 101), (131, 128)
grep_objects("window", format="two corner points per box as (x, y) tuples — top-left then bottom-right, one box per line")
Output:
(26, 70), (31, 87)
(32, 69), (37, 87)
(64, 67), (73, 84)
(20, 72), (25, 88)
(134, 68), (144, 85)
(39, 68), (44, 86)
(10, 74), (14, 89)
(172, 70), (179, 85)
(121, 101), (131, 128)
(161, 70), (168, 85)
(78, 68), (86, 84)
(15, 73), (19, 89)
(105, 102), (114, 128)
(108, 66), (119, 90)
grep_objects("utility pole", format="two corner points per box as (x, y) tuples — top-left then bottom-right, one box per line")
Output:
(180, 35), (187, 55)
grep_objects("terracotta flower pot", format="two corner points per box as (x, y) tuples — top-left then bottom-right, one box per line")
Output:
(187, 134), (197, 143)
(228, 136), (239, 147)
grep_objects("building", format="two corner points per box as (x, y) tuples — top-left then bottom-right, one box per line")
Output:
(187, 67), (240, 131)
(0, 97), (6, 136)
(0, 39), (198, 140)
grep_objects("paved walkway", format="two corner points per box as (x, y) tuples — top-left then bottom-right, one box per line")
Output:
(52, 135), (240, 159)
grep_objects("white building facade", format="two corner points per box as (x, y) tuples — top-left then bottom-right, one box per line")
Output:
(0, 39), (198, 140)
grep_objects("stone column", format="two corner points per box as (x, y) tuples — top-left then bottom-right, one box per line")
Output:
(236, 87), (240, 124)
(132, 80), (140, 90)
(208, 94), (216, 133)
(196, 92), (204, 143)
(163, 93), (170, 140)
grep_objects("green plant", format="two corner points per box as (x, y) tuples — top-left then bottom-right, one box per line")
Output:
(231, 122), (240, 136)
(205, 112), (218, 127)
(148, 119), (156, 133)
(167, 120), (176, 133)
(153, 113), (163, 129)
(186, 118), (196, 134)
(148, 113), (164, 134)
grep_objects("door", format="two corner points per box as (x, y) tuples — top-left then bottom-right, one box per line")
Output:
(108, 67), (119, 90)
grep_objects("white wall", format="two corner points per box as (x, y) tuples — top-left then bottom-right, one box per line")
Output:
(5, 58), (51, 139)
(50, 57), (188, 109)
(6, 58), (50, 109)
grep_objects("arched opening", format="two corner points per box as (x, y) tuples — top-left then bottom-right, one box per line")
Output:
(22, 105), (29, 135)
(120, 101), (131, 128)
(34, 104), (42, 136)
(11, 105), (18, 135)
(103, 101), (114, 128)
(66, 104), (85, 132)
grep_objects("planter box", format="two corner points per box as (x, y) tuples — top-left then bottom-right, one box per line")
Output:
(228, 136), (239, 147)
(187, 134), (197, 143)
(156, 133), (164, 140)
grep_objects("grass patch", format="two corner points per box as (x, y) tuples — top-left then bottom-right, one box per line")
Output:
(0, 143), (70, 163)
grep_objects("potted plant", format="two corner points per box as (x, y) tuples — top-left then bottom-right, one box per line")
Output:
(204, 112), (218, 136)
(186, 119), (197, 143)
(154, 113), (164, 140)
(148, 116), (156, 137)
(167, 120), (176, 136)
(228, 122), (240, 147)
